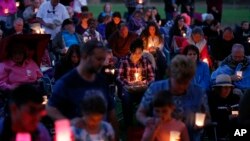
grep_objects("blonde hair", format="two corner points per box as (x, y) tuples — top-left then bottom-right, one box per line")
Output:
(170, 55), (196, 81)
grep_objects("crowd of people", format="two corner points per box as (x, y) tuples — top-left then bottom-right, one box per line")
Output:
(0, 0), (250, 141)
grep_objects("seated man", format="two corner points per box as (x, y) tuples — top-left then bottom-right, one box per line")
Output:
(5, 18), (29, 37)
(211, 43), (250, 90)
(52, 18), (83, 60)
(108, 23), (138, 60)
(117, 38), (155, 127)
(0, 84), (51, 141)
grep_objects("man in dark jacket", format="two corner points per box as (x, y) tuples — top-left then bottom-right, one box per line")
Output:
(108, 23), (138, 60)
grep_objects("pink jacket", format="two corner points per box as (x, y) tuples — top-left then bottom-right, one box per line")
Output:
(0, 59), (43, 90)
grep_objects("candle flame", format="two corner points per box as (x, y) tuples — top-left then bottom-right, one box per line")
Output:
(16, 2), (20, 7)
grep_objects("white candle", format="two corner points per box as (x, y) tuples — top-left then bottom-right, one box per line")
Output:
(36, 29), (40, 34)
(138, 0), (143, 4)
(52, 60), (55, 66)
(16, 2), (20, 7)
(182, 33), (186, 37)
(195, 113), (206, 127)
(105, 68), (110, 73)
(55, 119), (72, 141)
(4, 8), (9, 14)
(34, 8), (38, 13)
(202, 58), (209, 64)
(42, 96), (48, 105)
(40, 28), (45, 34)
(110, 69), (115, 74)
(170, 131), (180, 141)
(16, 133), (31, 141)
(134, 72), (139, 82)
(232, 110), (239, 116)
(236, 71), (243, 78)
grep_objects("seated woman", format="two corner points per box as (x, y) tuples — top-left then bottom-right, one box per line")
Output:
(168, 15), (190, 47)
(0, 43), (43, 91)
(172, 27), (212, 67)
(54, 44), (80, 81)
(141, 22), (168, 80)
(127, 10), (146, 34)
(183, 45), (210, 91)
(208, 74), (240, 139)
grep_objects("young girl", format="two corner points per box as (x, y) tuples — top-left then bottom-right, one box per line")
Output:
(141, 90), (190, 141)
(71, 90), (115, 141)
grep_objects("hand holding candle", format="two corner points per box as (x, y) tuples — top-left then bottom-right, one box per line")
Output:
(202, 58), (209, 64)
(170, 131), (180, 141)
(236, 71), (243, 78)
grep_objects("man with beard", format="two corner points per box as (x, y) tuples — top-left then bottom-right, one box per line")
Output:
(46, 40), (118, 138)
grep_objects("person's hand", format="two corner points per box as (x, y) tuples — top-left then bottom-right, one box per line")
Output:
(149, 47), (156, 53)
(212, 6), (218, 13)
(231, 75), (242, 81)
(60, 48), (68, 54)
(143, 117), (156, 126)
(172, 4), (177, 11)
(71, 117), (83, 127)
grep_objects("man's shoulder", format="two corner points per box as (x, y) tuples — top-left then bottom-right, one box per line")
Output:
(188, 83), (204, 92)
(149, 80), (169, 90)
(55, 69), (78, 85)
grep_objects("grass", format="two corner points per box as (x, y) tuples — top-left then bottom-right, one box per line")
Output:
(88, 2), (250, 26)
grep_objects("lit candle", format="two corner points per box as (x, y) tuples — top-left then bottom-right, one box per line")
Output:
(4, 9), (9, 14)
(248, 37), (250, 43)
(105, 68), (110, 73)
(40, 28), (45, 34)
(236, 71), (243, 78)
(16, 2), (20, 7)
(134, 72), (139, 82)
(16, 133), (31, 141)
(110, 69), (115, 75)
(55, 119), (72, 141)
(138, 0), (143, 4)
(182, 33), (186, 37)
(34, 8), (38, 13)
(170, 131), (180, 141)
(83, 37), (88, 43)
(232, 110), (239, 116)
(42, 96), (48, 105)
(52, 60), (55, 66)
(195, 113), (206, 127)
(202, 58), (209, 64)
(36, 29), (40, 34)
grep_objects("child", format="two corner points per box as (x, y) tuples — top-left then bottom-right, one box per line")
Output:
(71, 90), (115, 141)
(141, 90), (190, 141)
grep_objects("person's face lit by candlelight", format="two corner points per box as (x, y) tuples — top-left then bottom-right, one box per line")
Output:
(83, 113), (104, 131)
(149, 26), (156, 36)
(130, 48), (143, 63)
(186, 50), (198, 63)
